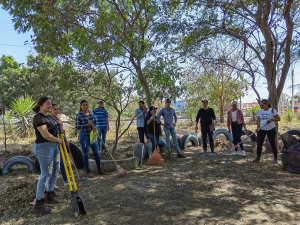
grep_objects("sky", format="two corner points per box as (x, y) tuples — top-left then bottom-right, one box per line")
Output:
(0, 8), (299, 103)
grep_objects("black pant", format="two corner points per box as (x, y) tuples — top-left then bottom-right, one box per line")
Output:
(201, 126), (214, 150)
(256, 128), (277, 160)
(137, 127), (148, 144)
(232, 123), (243, 151)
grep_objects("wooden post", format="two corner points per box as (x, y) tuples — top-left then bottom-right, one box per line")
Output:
(0, 96), (7, 152)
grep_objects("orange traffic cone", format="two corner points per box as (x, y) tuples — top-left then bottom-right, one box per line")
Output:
(146, 148), (165, 165)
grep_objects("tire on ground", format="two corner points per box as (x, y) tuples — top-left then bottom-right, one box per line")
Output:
(287, 130), (300, 137)
(241, 129), (257, 142)
(147, 137), (166, 157)
(133, 143), (145, 164)
(181, 134), (199, 150)
(213, 129), (234, 143)
(2, 156), (34, 175)
(170, 136), (182, 151)
(34, 142), (84, 173)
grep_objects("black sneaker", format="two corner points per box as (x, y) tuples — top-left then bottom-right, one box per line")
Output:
(177, 153), (186, 158)
(252, 158), (260, 162)
(44, 191), (60, 204)
(33, 199), (51, 214)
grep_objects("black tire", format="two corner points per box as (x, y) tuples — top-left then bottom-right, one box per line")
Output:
(287, 130), (300, 137)
(34, 142), (84, 172)
(241, 129), (257, 142)
(69, 142), (84, 169)
(181, 134), (200, 150)
(0, 167), (2, 176)
(133, 143), (145, 163)
(170, 136), (182, 151)
(2, 156), (34, 175)
(213, 129), (233, 142)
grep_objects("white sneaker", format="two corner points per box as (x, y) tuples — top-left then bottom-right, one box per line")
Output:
(232, 151), (239, 155)
(54, 184), (59, 189)
(64, 181), (73, 186)
(241, 150), (246, 156)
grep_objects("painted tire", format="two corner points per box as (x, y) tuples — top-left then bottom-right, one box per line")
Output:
(34, 142), (84, 173)
(133, 143), (145, 164)
(241, 129), (257, 142)
(2, 156), (34, 175)
(213, 129), (234, 143)
(181, 134), (200, 150)
(170, 136), (182, 151)
(147, 137), (166, 157)
(287, 130), (300, 137)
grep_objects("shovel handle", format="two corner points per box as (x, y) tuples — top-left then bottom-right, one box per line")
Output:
(60, 134), (78, 191)
(58, 135), (73, 191)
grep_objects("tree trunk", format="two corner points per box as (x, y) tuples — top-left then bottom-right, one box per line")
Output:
(219, 98), (224, 123)
(112, 111), (121, 155)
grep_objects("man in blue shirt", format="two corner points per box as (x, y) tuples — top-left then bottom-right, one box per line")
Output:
(93, 101), (109, 150)
(135, 101), (149, 144)
(157, 99), (186, 158)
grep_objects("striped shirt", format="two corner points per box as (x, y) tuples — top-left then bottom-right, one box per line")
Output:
(75, 111), (97, 134)
(92, 107), (108, 128)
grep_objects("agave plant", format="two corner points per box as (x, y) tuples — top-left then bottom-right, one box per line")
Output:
(10, 96), (35, 138)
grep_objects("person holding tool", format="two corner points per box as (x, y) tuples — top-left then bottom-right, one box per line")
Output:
(146, 106), (162, 155)
(252, 99), (281, 163)
(75, 100), (108, 178)
(32, 97), (62, 214)
(227, 101), (247, 156)
(135, 101), (149, 144)
(157, 99), (186, 158)
(195, 100), (216, 153)
(93, 100), (109, 151)
(50, 103), (72, 186)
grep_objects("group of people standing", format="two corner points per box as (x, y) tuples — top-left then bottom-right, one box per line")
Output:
(31, 96), (281, 214)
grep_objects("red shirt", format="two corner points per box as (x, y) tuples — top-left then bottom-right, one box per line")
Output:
(227, 109), (246, 130)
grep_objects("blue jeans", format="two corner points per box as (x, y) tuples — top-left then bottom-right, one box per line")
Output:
(148, 134), (159, 155)
(34, 142), (60, 200)
(97, 127), (107, 150)
(231, 123), (243, 151)
(79, 132), (101, 169)
(163, 127), (181, 154)
(137, 127), (149, 144)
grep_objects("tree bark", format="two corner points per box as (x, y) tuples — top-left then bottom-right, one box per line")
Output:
(112, 111), (121, 155)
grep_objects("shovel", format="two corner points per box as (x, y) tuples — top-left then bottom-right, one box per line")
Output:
(58, 134), (86, 218)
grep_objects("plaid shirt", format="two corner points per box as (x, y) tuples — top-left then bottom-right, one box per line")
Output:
(75, 111), (97, 134)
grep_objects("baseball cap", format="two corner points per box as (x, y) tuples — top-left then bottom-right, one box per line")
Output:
(231, 100), (238, 105)
(97, 100), (104, 104)
(149, 106), (158, 111)
(261, 99), (268, 103)
(165, 99), (171, 103)
(201, 100), (208, 103)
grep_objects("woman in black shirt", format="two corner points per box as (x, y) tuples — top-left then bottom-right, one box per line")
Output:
(32, 97), (62, 214)
(146, 106), (162, 156)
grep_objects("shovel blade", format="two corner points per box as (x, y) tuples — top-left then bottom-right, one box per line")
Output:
(71, 192), (80, 218)
(76, 190), (86, 215)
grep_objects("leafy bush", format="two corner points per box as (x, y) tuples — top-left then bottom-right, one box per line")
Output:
(185, 107), (197, 123)
(283, 109), (296, 122)
(4, 111), (13, 134)
(247, 105), (260, 124)
(10, 96), (35, 138)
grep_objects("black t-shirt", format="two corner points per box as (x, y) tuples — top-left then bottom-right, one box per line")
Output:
(195, 108), (216, 127)
(146, 114), (161, 135)
(33, 113), (58, 143)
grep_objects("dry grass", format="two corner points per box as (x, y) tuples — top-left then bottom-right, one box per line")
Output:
(0, 121), (300, 224)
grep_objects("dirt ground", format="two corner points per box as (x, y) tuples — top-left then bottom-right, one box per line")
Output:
(0, 121), (300, 224)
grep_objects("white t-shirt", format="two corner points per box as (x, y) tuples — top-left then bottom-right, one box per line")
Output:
(231, 111), (237, 121)
(257, 108), (278, 130)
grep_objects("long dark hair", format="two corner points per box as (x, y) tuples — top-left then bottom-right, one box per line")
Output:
(78, 100), (88, 113)
(33, 97), (50, 113)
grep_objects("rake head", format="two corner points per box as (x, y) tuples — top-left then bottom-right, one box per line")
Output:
(116, 165), (129, 176)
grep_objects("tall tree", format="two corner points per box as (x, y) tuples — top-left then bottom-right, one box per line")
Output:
(1, 0), (182, 107)
(168, 0), (300, 112)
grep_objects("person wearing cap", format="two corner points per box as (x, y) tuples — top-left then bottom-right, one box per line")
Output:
(93, 100), (109, 151)
(253, 99), (281, 163)
(135, 101), (149, 144)
(157, 99), (186, 158)
(195, 100), (216, 153)
(227, 100), (246, 156)
(146, 106), (162, 155)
